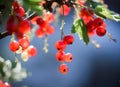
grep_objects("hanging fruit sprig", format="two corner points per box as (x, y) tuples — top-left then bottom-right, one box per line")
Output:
(54, 2), (74, 74)
(7, 1), (38, 62)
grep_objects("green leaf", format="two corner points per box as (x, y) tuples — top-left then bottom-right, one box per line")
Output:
(71, 19), (89, 45)
(23, 0), (43, 15)
(29, 0), (43, 3)
(90, 0), (120, 22)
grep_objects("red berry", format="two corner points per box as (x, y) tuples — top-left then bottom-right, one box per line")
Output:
(63, 34), (74, 45)
(80, 8), (94, 19)
(94, 18), (104, 28)
(55, 40), (66, 50)
(6, 15), (18, 33)
(15, 6), (25, 17)
(78, 0), (85, 6)
(36, 17), (47, 27)
(86, 20), (95, 32)
(9, 40), (20, 52)
(45, 12), (54, 23)
(64, 53), (73, 62)
(27, 45), (37, 57)
(4, 82), (11, 87)
(31, 16), (40, 24)
(58, 64), (69, 74)
(0, 80), (3, 87)
(88, 30), (95, 37)
(36, 28), (45, 38)
(13, 1), (20, 9)
(46, 25), (55, 35)
(19, 36), (30, 49)
(18, 20), (31, 34)
(59, 5), (71, 16)
(96, 27), (106, 36)
(56, 51), (65, 62)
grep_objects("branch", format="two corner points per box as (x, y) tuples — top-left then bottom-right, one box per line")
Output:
(0, 31), (11, 39)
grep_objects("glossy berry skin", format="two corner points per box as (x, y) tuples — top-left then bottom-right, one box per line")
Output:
(27, 45), (37, 57)
(56, 51), (65, 62)
(58, 64), (69, 74)
(14, 6), (25, 17)
(4, 82), (11, 87)
(18, 36), (30, 49)
(55, 40), (66, 50)
(13, 1), (25, 17)
(45, 12), (54, 23)
(18, 20), (31, 34)
(59, 5), (71, 16)
(9, 40), (19, 52)
(86, 20), (95, 32)
(80, 8), (94, 24)
(88, 30), (95, 37)
(63, 35), (74, 45)
(36, 17), (47, 27)
(96, 27), (106, 37)
(94, 18), (104, 28)
(78, 0), (85, 6)
(46, 25), (55, 35)
(36, 28), (45, 38)
(64, 53), (73, 62)
(6, 15), (21, 34)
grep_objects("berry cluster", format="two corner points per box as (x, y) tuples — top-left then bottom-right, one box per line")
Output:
(35, 12), (55, 38)
(80, 8), (106, 37)
(7, 1), (37, 61)
(9, 36), (37, 61)
(0, 80), (11, 87)
(55, 34), (74, 74)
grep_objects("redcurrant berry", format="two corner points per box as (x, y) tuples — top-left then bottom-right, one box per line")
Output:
(86, 20), (95, 31)
(6, 15), (18, 33)
(80, 8), (94, 19)
(55, 40), (66, 50)
(94, 18), (104, 28)
(59, 4), (71, 16)
(64, 53), (73, 62)
(96, 27), (106, 36)
(31, 16), (40, 24)
(18, 20), (31, 34)
(45, 12), (54, 23)
(46, 25), (55, 35)
(78, 0), (85, 6)
(4, 82), (11, 87)
(9, 40), (20, 52)
(63, 34), (74, 45)
(88, 30), (95, 37)
(0, 80), (3, 87)
(36, 28), (45, 38)
(56, 51), (65, 62)
(27, 45), (37, 57)
(36, 17), (48, 27)
(18, 36), (30, 49)
(58, 64), (69, 74)
(14, 6), (25, 17)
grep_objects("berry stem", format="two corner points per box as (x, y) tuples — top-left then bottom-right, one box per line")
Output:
(90, 39), (100, 48)
(43, 34), (49, 53)
(60, 5), (65, 40)
(107, 32), (117, 42)
(14, 53), (19, 63)
(73, 5), (80, 18)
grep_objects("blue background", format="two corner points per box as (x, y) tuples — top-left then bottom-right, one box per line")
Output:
(0, 0), (120, 87)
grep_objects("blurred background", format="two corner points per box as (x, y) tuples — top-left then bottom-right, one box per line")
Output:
(0, 0), (120, 87)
